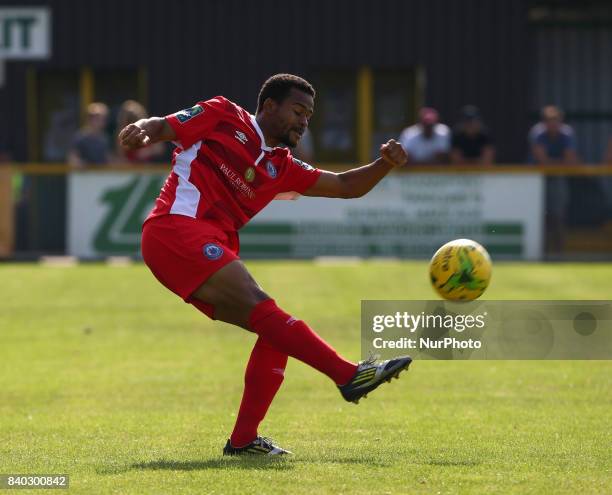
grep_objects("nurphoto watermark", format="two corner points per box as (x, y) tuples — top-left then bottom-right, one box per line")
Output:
(361, 301), (612, 360)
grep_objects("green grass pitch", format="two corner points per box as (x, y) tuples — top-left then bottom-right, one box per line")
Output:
(1, 261), (611, 494)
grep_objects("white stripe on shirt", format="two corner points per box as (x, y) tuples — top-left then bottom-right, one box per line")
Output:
(170, 141), (202, 217)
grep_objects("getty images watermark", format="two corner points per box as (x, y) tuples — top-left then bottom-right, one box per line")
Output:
(361, 301), (612, 360)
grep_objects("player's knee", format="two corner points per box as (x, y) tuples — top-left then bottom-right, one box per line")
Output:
(235, 285), (269, 314)
(212, 284), (269, 328)
(190, 261), (271, 328)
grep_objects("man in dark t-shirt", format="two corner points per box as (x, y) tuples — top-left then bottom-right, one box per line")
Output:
(68, 102), (112, 167)
(450, 105), (495, 164)
(528, 105), (578, 254)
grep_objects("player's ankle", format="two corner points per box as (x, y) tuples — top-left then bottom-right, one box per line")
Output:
(335, 363), (358, 386)
(229, 435), (257, 448)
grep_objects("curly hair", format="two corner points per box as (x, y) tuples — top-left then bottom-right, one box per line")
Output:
(256, 73), (315, 114)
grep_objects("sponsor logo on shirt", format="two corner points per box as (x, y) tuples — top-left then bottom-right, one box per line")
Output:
(235, 130), (248, 144)
(203, 243), (224, 260)
(244, 167), (256, 182)
(266, 161), (277, 178)
(218, 163), (255, 199)
(175, 104), (204, 123)
(293, 158), (314, 171)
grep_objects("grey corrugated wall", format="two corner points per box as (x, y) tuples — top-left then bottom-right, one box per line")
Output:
(531, 25), (612, 162)
(0, 0), (529, 161)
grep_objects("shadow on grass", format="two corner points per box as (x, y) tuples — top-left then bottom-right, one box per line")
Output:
(130, 458), (294, 471)
(426, 459), (482, 467)
(98, 455), (390, 475)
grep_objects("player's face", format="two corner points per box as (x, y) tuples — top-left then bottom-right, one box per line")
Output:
(273, 88), (314, 147)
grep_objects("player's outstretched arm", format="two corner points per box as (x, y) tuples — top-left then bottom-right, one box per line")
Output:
(303, 139), (407, 199)
(118, 117), (176, 150)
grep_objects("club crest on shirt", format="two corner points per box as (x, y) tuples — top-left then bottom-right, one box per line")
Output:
(244, 167), (256, 182)
(175, 104), (204, 123)
(203, 243), (224, 260)
(266, 161), (277, 178)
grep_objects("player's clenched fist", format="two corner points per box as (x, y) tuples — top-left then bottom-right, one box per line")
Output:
(118, 123), (151, 150)
(380, 139), (408, 167)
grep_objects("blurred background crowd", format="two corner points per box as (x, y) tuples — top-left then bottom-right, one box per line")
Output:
(1, 0), (611, 260)
(36, 100), (612, 169)
(21, 99), (610, 169)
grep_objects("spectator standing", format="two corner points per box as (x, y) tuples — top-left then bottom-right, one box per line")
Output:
(450, 105), (495, 164)
(68, 102), (112, 168)
(399, 107), (450, 164)
(529, 106), (578, 165)
(116, 100), (165, 163)
(529, 105), (578, 255)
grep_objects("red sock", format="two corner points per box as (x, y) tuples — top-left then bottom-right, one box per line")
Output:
(249, 299), (357, 385)
(230, 337), (288, 447)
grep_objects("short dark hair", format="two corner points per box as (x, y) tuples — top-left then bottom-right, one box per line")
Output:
(541, 105), (564, 121)
(256, 74), (315, 114)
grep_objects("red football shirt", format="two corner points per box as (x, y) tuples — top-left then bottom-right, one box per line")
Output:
(145, 96), (321, 232)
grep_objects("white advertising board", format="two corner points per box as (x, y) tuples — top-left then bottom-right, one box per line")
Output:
(68, 172), (543, 260)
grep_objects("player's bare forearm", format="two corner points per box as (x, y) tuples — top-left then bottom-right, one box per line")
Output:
(304, 139), (407, 198)
(118, 117), (176, 150)
(336, 158), (395, 198)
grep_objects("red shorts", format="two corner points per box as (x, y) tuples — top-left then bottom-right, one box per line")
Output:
(141, 214), (240, 318)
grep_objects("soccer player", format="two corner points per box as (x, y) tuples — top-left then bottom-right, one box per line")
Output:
(119, 74), (412, 456)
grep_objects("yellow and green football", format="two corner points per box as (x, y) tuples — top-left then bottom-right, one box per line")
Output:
(429, 239), (492, 301)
